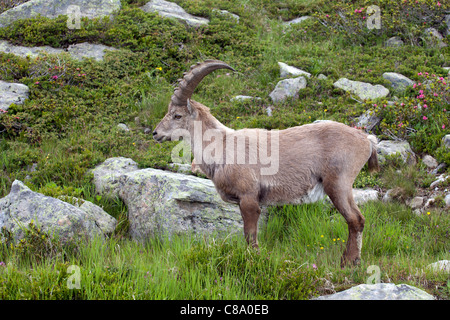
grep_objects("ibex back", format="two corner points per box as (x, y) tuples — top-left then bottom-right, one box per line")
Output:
(153, 60), (379, 266)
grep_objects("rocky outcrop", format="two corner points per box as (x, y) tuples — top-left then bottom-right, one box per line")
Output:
(0, 0), (121, 28)
(0, 180), (116, 243)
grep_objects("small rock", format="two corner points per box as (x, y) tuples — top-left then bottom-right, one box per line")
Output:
(269, 76), (307, 103)
(140, 0), (209, 27)
(67, 42), (118, 61)
(383, 189), (394, 202)
(117, 123), (130, 132)
(422, 155), (438, 169)
(352, 189), (379, 205)
(283, 16), (311, 26)
(231, 95), (261, 102)
(317, 74), (328, 80)
(0, 80), (29, 112)
(430, 174), (449, 189)
(333, 78), (389, 101)
(423, 28), (447, 48)
(212, 9), (239, 22)
(313, 283), (434, 300)
(356, 110), (380, 131)
(445, 194), (450, 207)
(377, 140), (416, 165)
(382, 72), (415, 91)
(278, 62), (311, 78)
(443, 135), (450, 149)
(385, 36), (404, 47)
(407, 196), (424, 210)
(427, 260), (450, 273)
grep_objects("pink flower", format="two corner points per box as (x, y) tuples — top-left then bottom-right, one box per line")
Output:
(423, 104), (428, 108)
(423, 116), (428, 120)
(413, 83), (416, 88)
(35, 81), (39, 85)
(52, 75), (58, 80)
(437, 1), (441, 6)
(418, 72), (423, 76)
(443, 125), (446, 129)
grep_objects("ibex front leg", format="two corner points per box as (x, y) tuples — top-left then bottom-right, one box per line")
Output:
(239, 196), (261, 249)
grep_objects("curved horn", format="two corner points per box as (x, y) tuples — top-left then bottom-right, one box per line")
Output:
(171, 60), (236, 107)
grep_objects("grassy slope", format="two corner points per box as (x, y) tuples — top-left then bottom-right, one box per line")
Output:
(0, 0), (449, 299)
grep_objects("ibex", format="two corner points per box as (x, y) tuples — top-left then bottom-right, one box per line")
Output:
(153, 60), (379, 266)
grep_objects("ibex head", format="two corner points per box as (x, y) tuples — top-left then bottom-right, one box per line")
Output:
(152, 60), (235, 142)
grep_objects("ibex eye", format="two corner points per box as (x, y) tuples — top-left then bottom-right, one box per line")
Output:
(174, 114), (182, 120)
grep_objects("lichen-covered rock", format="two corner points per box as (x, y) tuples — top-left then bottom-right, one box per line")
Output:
(382, 72), (415, 91)
(314, 283), (434, 300)
(140, 0), (209, 27)
(278, 62), (311, 78)
(90, 157), (139, 199)
(0, 80), (29, 112)
(269, 76), (307, 103)
(0, 180), (110, 243)
(0, 40), (118, 61)
(0, 0), (121, 28)
(117, 168), (243, 241)
(0, 40), (62, 59)
(333, 78), (389, 100)
(376, 140), (416, 164)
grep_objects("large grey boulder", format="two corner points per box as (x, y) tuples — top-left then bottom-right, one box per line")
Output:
(0, 180), (116, 243)
(314, 283), (434, 300)
(333, 78), (389, 101)
(0, 80), (29, 112)
(0, 0), (121, 28)
(382, 72), (415, 91)
(117, 168), (243, 241)
(140, 0), (209, 27)
(377, 140), (416, 164)
(269, 76), (307, 103)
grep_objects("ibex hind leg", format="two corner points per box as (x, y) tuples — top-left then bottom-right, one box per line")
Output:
(324, 182), (365, 267)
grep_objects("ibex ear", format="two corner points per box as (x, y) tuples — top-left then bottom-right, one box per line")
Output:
(187, 99), (197, 118)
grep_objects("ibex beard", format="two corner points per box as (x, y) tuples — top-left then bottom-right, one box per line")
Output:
(153, 60), (379, 267)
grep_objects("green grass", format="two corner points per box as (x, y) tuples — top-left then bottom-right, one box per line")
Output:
(0, 0), (449, 300)
(1, 200), (449, 299)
